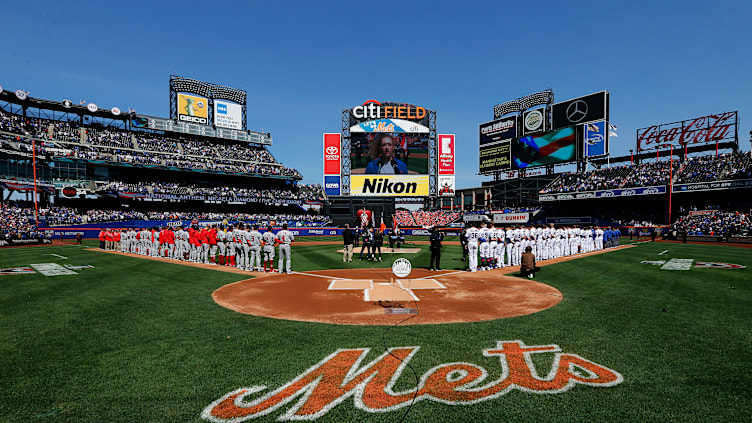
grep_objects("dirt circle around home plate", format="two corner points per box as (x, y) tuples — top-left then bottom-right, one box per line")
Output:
(212, 267), (563, 325)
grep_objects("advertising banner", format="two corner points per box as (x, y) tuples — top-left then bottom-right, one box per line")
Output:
(323, 133), (342, 175)
(324, 175), (341, 196)
(522, 108), (545, 135)
(350, 175), (429, 197)
(146, 116), (270, 145)
(177, 93), (209, 125)
(350, 119), (429, 134)
(672, 178), (752, 193)
(479, 141), (512, 172)
(539, 185), (666, 201)
(213, 100), (243, 130)
(493, 212), (530, 224)
(437, 175), (455, 197)
(512, 126), (576, 169)
(551, 91), (608, 130)
(636, 111), (737, 152)
(584, 120), (607, 157)
(479, 117), (517, 146)
(438, 134), (455, 175)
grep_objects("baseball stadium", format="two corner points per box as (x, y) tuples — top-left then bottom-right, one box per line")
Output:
(2, 4), (752, 422)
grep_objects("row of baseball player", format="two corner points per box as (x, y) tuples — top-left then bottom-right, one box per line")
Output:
(99, 223), (296, 273)
(461, 222), (621, 272)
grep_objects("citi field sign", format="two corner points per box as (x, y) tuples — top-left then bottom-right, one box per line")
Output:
(202, 340), (623, 421)
(351, 100), (426, 121)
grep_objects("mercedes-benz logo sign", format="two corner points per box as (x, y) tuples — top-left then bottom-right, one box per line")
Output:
(325, 146), (339, 155)
(566, 100), (588, 123)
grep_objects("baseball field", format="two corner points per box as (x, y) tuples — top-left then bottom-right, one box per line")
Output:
(1, 239), (750, 422)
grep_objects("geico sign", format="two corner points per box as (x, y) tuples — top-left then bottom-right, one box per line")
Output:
(352, 100), (426, 121)
(179, 115), (208, 124)
(325, 182), (339, 189)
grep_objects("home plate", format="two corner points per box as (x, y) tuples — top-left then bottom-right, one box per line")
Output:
(328, 279), (373, 290)
(365, 283), (419, 302)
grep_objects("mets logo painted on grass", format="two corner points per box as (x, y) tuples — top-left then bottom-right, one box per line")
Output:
(201, 340), (623, 421)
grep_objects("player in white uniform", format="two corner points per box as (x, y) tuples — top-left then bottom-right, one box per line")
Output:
(466, 224), (480, 272)
(495, 227), (506, 268)
(477, 222), (490, 271)
(488, 223), (499, 269)
(262, 226), (277, 272)
(249, 225), (263, 272)
(276, 223), (295, 274)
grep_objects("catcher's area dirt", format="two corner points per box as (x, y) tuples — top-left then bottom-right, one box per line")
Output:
(213, 245), (634, 325)
(90, 244), (634, 325)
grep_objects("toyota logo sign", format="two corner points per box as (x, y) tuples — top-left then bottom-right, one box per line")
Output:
(325, 146), (339, 155)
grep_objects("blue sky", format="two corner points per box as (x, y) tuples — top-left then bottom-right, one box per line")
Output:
(2, 1), (750, 188)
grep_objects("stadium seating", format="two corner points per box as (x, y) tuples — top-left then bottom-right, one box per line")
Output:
(0, 202), (46, 240)
(672, 210), (751, 236)
(542, 152), (752, 194)
(393, 210), (461, 227)
(0, 110), (300, 178)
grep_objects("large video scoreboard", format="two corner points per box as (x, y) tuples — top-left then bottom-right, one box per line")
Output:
(479, 90), (610, 173)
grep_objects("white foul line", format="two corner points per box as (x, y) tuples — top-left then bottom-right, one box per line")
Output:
(292, 271), (346, 280)
(48, 254), (68, 259)
(658, 250), (669, 255)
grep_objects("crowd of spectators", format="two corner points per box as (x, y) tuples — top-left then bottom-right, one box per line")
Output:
(541, 152), (752, 195)
(1, 202), (45, 240)
(100, 181), (327, 202)
(0, 110), (301, 178)
(672, 210), (751, 236)
(393, 210), (462, 227)
(39, 208), (331, 227)
(675, 154), (730, 184)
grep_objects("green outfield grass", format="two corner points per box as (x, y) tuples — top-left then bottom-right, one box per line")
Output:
(1, 242), (750, 421)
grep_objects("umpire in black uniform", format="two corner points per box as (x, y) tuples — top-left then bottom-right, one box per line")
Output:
(429, 226), (444, 271)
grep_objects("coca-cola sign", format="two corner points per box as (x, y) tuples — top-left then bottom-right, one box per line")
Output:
(636, 111), (737, 151)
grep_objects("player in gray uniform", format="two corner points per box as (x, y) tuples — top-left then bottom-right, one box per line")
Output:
(248, 225), (263, 272)
(216, 225), (226, 265)
(239, 226), (252, 271)
(262, 226), (277, 272)
(276, 223), (295, 274)
(233, 223), (246, 270)
(225, 225), (236, 266)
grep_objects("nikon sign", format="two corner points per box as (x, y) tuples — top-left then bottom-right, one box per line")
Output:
(349, 175), (429, 197)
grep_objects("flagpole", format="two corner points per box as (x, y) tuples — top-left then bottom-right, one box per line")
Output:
(669, 145), (673, 226)
(32, 138), (39, 225)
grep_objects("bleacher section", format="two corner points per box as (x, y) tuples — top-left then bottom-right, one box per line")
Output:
(0, 110), (300, 178)
(541, 152), (752, 195)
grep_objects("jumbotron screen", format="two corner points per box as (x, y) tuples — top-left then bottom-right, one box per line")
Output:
(511, 126), (576, 169)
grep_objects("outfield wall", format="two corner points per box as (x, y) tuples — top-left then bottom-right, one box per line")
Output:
(39, 220), (455, 239)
